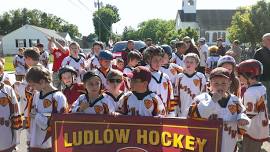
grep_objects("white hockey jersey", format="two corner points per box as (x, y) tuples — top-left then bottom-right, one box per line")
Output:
(13, 54), (26, 75)
(148, 70), (174, 115)
(30, 90), (68, 149)
(87, 55), (100, 70)
(171, 53), (185, 67)
(94, 68), (111, 90)
(0, 83), (22, 151)
(71, 94), (108, 114)
(61, 56), (85, 82)
(118, 91), (165, 116)
(160, 63), (183, 86)
(123, 66), (134, 75)
(242, 83), (269, 141)
(188, 93), (250, 152)
(102, 92), (125, 114)
(175, 72), (206, 117)
(39, 51), (50, 69)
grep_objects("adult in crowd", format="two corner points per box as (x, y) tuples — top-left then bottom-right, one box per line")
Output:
(231, 40), (242, 63)
(217, 38), (226, 56)
(145, 38), (153, 47)
(183, 36), (200, 57)
(254, 33), (270, 112)
(122, 40), (141, 66)
(48, 37), (70, 89)
(197, 38), (208, 74)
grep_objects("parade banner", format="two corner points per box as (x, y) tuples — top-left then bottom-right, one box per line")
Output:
(52, 114), (223, 152)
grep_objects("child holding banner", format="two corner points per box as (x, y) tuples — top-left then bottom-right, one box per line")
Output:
(237, 59), (269, 152)
(71, 71), (108, 114)
(119, 66), (165, 116)
(25, 66), (68, 152)
(188, 67), (250, 152)
(102, 69), (125, 115)
(175, 53), (206, 118)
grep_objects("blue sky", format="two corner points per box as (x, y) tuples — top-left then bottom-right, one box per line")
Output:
(1, 0), (259, 36)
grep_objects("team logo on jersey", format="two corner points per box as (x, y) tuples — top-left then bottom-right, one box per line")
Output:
(256, 96), (266, 112)
(163, 82), (168, 89)
(193, 79), (200, 87)
(0, 97), (9, 106)
(144, 99), (153, 109)
(94, 105), (104, 114)
(43, 99), (52, 108)
(228, 104), (237, 114)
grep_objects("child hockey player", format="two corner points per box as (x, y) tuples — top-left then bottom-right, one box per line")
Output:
(95, 50), (113, 90)
(143, 46), (174, 115)
(171, 41), (186, 67)
(188, 67), (250, 152)
(61, 42), (85, 82)
(217, 55), (240, 96)
(71, 71), (108, 114)
(102, 70), (125, 114)
(175, 53), (206, 117)
(238, 59), (269, 152)
(13, 48), (26, 81)
(123, 51), (141, 75)
(87, 41), (103, 70)
(58, 66), (85, 108)
(0, 81), (22, 151)
(205, 45), (221, 80)
(26, 66), (68, 151)
(37, 43), (49, 69)
(119, 66), (165, 116)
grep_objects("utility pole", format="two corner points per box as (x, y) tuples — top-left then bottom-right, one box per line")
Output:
(94, 0), (103, 41)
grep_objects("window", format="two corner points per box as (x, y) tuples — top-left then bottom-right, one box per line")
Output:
(15, 39), (26, 48)
(29, 39), (39, 47)
(205, 32), (209, 42)
(212, 32), (217, 42)
(188, 0), (194, 5)
(222, 32), (226, 40)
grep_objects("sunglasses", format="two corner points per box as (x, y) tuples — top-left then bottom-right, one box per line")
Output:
(108, 79), (122, 83)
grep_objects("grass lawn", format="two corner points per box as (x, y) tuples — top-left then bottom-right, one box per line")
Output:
(4, 56), (14, 72)
(4, 55), (53, 72)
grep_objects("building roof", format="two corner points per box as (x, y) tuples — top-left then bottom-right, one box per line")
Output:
(177, 9), (236, 30)
(29, 25), (68, 41)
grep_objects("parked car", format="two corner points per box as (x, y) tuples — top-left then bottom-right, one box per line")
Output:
(111, 41), (146, 58)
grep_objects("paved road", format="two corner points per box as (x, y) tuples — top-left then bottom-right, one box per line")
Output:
(7, 73), (270, 152)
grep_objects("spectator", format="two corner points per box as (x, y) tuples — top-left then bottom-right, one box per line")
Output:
(217, 38), (226, 56)
(122, 40), (141, 66)
(183, 36), (200, 57)
(231, 40), (242, 63)
(145, 38), (153, 47)
(198, 37), (208, 74)
(254, 33), (270, 112)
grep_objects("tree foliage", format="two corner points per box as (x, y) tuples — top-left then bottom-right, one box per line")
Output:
(228, 0), (270, 46)
(92, 4), (120, 43)
(0, 8), (81, 38)
(122, 19), (199, 44)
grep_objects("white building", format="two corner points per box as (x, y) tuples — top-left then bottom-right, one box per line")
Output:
(176, 0), (236, 45)
(2, 24), (71, 55)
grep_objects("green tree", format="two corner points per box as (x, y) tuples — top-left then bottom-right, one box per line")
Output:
(0, 8), (81, 38)
(228, 1), (270, 46)
(92, 5), (120, 43)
